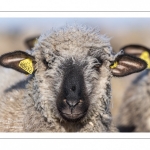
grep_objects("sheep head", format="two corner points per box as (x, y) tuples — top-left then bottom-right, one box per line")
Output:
(0, 25), (147, 124)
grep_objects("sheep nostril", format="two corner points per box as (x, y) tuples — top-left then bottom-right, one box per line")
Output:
(79, 100), (83, 103)
(63, 99), (67, 103)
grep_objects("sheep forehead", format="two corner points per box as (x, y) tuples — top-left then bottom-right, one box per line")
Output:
(33, 25), (113, 60)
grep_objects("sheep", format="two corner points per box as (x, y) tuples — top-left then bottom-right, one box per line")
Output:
(0, 25), (147, 132)
(116, 44), (150, 132)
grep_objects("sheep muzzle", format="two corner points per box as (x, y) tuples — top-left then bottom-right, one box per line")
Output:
(56, 60), (89, 122)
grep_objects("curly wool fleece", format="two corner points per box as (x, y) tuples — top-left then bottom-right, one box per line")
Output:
(0, 25), (118, 132)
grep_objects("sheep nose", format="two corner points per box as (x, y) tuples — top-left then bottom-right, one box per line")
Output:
(66, 100), (79, 108)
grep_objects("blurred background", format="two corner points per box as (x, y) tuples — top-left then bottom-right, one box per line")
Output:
(0, 18), (150, 123)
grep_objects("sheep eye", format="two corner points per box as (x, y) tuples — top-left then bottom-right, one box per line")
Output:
(43, 59), (49, 69)
(93, 64), (101, 71)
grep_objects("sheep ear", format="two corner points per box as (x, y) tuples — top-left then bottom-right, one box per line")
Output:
(121, 44), (150, 69)
(0, 51), (36, 75)
(25, 36), (39, 49)
(110, 54), (147, 77)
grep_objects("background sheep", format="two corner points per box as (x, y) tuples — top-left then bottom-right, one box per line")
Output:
(0, 25), (147, 132)
(116, 45), (150, 132)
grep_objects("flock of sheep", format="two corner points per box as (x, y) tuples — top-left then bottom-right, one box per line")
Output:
(0, 24), (149, 132)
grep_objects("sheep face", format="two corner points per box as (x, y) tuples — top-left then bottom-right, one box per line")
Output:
(33, 49), (111, 123)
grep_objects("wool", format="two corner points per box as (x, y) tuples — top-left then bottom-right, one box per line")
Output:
(0, 66), (26, 95)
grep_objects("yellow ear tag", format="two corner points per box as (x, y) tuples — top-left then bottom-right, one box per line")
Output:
(110, 62), (118, 69)
(19, 58), (34, 74)
(33, 39), (38, 45)
(140, 51), (150, 69)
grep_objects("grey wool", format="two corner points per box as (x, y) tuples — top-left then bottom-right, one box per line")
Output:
(0, 25), (146, 132)
(0, 67), (26, 94)
(117, 70), (150, 132)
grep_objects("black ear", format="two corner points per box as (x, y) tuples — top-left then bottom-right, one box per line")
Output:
(25, 36), (39, 49)
(121, 44), (150, 69)
(110, 54), (147, 77)
(0, 51), (36, 74)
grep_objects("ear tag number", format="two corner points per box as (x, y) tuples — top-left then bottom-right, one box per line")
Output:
(19, 58), (34, 74)
(140, 51), (150, 69)
(110, 62), (118, 69)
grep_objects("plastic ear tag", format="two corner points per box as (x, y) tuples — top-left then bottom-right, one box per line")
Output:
(33, 39), (37, 45)
(140, 51), (150, 69)
(19, 58), (34, 74)
(110, 62), (118, 69)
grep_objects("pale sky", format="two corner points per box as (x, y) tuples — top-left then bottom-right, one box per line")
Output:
(0, 18), (150, 33)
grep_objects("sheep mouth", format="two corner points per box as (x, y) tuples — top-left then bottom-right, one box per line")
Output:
(59, 111), (87, 122)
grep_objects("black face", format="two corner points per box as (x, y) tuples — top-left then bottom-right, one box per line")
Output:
(56, 60), (89, 122)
